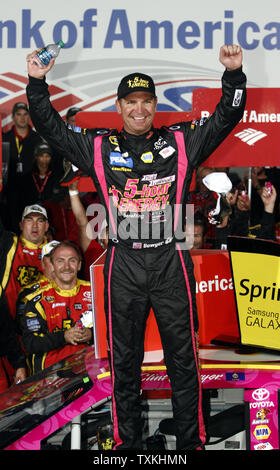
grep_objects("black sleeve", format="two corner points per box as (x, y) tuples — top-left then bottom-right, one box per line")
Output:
(26, 76), (96, 175)
(21, 297), (66, 354)
(183, 67), (247, 168)
(0, 296), (26, 369)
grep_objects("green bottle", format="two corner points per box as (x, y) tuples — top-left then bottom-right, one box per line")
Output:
(36, 40), (65, 68)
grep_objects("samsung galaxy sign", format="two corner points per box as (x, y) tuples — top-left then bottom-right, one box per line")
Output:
(0, 9), (280, 50)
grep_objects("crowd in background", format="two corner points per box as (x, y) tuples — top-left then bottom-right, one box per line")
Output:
(0, 100), (279, 393)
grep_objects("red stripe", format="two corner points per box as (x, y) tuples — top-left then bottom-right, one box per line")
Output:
(165, 129), (188, 231)
(51, 94), (82, 112)
(81, 79), (219, 111)
(0, 79), (23, 92)
(177, 245), (206, 446)
(107, 247), (123, 448)
(2, 72), (28, 84)
(82, 94), (117, 110)
(155, 78), (219, 86)
(93, 134), (117, 235)
(48, 84), (65, 96)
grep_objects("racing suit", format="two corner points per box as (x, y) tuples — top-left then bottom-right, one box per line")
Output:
(0, 223), (47, 319)
(21, 279), (92, 374)
(26, 66), (246, 449)
(0, 222), (47, 385)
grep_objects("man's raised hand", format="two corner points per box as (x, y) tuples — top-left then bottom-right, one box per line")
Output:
(26, 49), (55, 79)
(219, 45), (243, 71)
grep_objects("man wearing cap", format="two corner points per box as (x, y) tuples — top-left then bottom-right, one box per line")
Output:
(26, 45), (246, 450)
(0, 203), (49, 385)
(2, 102), (42, 231)
(21, 241), (92, 374)
(0, 204), (49, 320)
(16, 240), (60, 332)
(2, 102), (41, 177)
(19, 142), (62, 211)
(65, 107), (81, 126)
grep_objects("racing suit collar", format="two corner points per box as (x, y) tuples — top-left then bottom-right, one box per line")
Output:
(20, 235), (48, 251)
(52, 278), (82, 297)
(121, 127), (155, 141)
(120, 127), (156, 157)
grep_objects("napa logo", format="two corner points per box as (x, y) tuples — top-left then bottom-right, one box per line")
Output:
(141, 152), (153, 163)
(109, 152), (133, 168)
(253, 425), (271, 440)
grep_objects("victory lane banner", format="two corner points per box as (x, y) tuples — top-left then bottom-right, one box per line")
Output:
(228, 236), (280, 351)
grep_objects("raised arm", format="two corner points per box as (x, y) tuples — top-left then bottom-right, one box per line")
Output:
(68, 180), (92, 253)
(183, 44), (247, 168)
(26, 51), (94, 176)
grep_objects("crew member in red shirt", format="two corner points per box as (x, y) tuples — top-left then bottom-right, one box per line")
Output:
(1, 204), (49, 319)
(21, 241), (93, 374)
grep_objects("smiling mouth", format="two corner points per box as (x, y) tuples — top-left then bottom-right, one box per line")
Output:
(132, 116), (147, 123)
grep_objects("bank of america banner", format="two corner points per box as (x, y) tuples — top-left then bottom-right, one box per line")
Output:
(0, 1), (279, 132)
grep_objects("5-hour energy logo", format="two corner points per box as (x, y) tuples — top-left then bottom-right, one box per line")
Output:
(109, 174), (175, 212)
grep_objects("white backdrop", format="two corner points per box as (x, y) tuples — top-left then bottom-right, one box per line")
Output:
(0, 0), (279, 129)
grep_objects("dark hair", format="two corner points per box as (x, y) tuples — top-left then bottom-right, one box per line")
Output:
(12, 102), (29, 115)
(66, 107), (81, 120)
(50, 240), (82, 263)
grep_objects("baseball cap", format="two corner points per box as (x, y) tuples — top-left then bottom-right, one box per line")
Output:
(34, 142), (53, 157)
(22, 204), (48, 221)
(202, 172), (233, 195)
(41, 240), (60, 259)
(66, 107), (81, 120)
(117, 73), (156, 100)
(12, 102), (29, 115)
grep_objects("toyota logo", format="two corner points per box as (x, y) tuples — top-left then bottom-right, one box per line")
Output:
(252, 388), (270, 401)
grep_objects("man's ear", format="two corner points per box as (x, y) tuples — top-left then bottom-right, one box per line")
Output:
(115, 99), (122, 115)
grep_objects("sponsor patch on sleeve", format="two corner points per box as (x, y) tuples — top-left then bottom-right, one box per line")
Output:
(26, 318), (41, 332)
(232, 89), (243, 107)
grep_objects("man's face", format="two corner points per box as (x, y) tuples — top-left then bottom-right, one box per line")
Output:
(193, 225), (205, 249)
(19, 213), (49, 245)
(185, 224), (204, 249)
(51, 246), (81, 288)
(66, 115), (76, 126)
(13, 109), (29, 130)
(36, 152), (52, 172)
(115, 92), (157, 135)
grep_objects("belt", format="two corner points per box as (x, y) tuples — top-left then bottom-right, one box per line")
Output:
(108, 236), (175, 250)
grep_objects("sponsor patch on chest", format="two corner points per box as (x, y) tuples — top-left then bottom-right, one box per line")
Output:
(109, 152), (133, 169)
(159, 146), (175, 159)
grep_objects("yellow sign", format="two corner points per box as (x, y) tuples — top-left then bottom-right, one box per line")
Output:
(231, 251), (280, 350)
(253, 425), (271, 440)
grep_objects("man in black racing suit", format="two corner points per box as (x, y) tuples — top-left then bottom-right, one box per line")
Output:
(26, 45), (246, 450)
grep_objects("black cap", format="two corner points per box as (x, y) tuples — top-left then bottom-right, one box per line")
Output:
(12, 102), (29, 115)
(117, 73), (156, 100)
(34, 142), (53, 157)
(66, 107), (81, 120)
